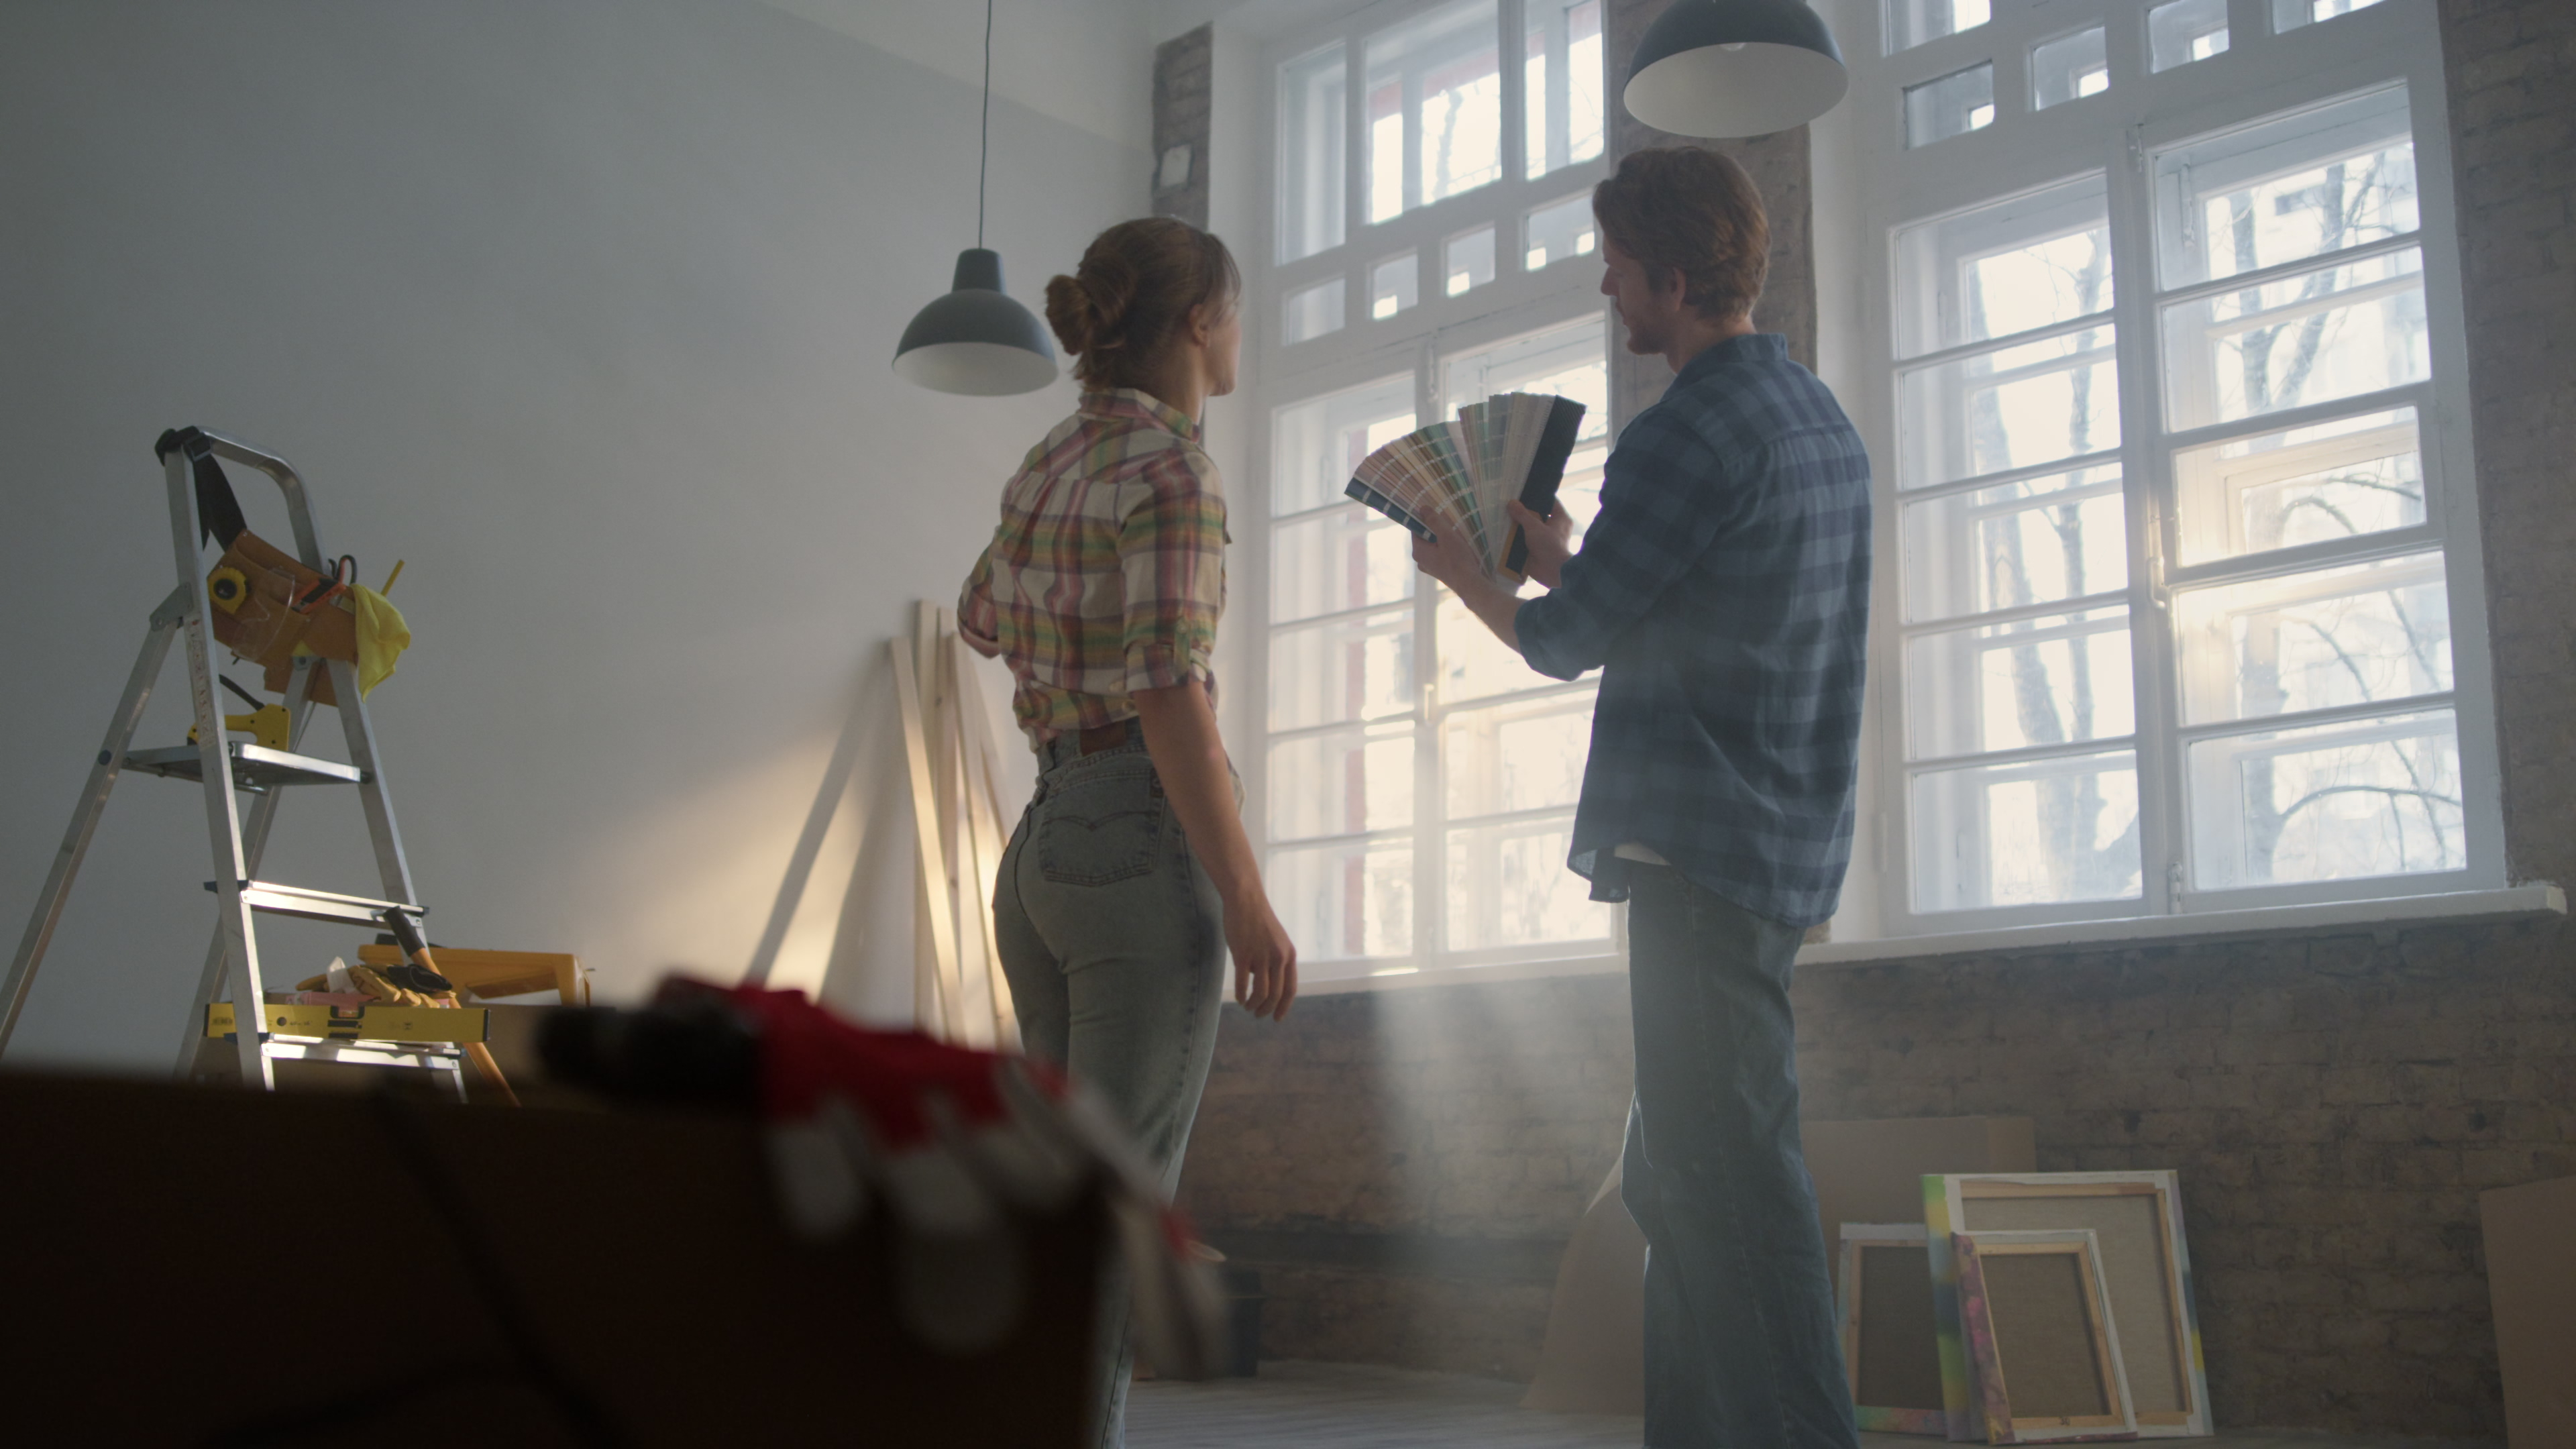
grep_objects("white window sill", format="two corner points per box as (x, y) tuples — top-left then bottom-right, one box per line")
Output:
(1805, 884), (2565, 967)
(1283, 884), (2563, 996)
(1296, 951), (1627, 997)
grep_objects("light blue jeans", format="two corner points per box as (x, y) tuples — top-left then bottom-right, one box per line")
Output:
(992, 731), (1228, 1449)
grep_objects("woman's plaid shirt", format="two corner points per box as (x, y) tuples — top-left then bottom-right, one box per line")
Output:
(960, 389), (1228, 747)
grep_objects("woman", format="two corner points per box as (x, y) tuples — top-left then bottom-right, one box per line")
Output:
(957, 215), (1295, 1444)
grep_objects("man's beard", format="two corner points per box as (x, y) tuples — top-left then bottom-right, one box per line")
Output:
(1619, 309), (1666, 355)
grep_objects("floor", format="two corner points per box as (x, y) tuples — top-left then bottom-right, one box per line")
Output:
(1127, 1362), (2506, 1449)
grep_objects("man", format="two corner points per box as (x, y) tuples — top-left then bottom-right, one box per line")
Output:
(1411, 146), (1870, 1449)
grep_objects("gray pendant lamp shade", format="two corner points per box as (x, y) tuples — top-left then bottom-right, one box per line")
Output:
(894, 248), (1059, 396)
(892, 0), (1057, 396)
(1623, 0), (1849, 139)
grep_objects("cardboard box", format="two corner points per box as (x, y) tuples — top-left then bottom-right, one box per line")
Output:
(2482, 1174), (2576, 1449)
(1806, 1116), (2038, 1291)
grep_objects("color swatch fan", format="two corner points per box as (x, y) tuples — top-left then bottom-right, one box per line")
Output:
(1345, 392), (1588, 581)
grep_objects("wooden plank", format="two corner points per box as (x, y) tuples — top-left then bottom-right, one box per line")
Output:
(890, 635), (965, 1041)
(934, 609), (996, 1048)
(949, 630), (1021, 1051)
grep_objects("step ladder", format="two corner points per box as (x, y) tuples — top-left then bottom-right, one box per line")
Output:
(0, 427), (433, 1091)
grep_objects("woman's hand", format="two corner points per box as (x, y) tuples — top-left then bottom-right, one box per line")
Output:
(1225, 892), (1297, 1021)
(1131, 680), (1298, 1021)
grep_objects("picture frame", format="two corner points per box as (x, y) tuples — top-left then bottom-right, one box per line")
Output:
(1927, 1172), (2211, 1439)
(1953, 1228), (2139, 1444)
(1837, 1223), (1948, 1435)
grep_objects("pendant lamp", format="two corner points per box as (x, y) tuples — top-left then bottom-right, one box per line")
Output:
(894, 0), (1058, 396)
(1623, 0), (1849, 139)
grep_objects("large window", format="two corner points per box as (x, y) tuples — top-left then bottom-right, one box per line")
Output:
(1257, 0), (1611, 982)
(1857, 0), (2494, 931)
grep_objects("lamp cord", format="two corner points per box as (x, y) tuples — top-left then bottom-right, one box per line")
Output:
(977, 0), (994, 250)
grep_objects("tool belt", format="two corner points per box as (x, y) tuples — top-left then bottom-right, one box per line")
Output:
(203, 529), (360, 705)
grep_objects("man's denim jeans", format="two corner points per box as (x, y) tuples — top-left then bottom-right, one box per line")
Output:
(993, 733), (1227, 1449)
(1621, 865), (1859, 1449)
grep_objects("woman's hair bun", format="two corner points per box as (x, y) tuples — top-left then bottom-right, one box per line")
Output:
(1046, 218), (1240, 390)
(1043, 272), (1099, 356)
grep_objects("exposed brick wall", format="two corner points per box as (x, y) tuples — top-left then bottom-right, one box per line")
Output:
(2443, 0), (2576, 888)
(1186, 915), (2576, 1432)
(1151, 24), (1212, 230)
(1181, 0), (2576, 1434)
(1185, 977), (1635, 1378)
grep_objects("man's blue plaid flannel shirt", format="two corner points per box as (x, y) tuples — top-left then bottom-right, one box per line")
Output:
(1515, 332), (1873, 929)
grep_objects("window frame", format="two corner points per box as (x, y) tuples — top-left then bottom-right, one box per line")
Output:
(1845, 0), (2504, 938)
(1250, 0), (1620, 987)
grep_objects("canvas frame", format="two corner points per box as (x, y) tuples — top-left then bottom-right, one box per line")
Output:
(1838, 1222), (1948, 1435)
(1953, 1229), (2138, 1444)
(1926, 1172), (2211, 1440)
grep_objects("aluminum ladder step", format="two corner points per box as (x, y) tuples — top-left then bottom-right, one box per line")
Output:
(200, 880), (423, 928)
(127, 741), (363, 791)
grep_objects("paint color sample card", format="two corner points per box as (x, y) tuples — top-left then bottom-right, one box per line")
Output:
(1346, 392), (1587, 580)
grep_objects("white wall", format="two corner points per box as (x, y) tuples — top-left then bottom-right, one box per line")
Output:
(0, 0), (1149, 1069)
(766, 0), (1152, 152)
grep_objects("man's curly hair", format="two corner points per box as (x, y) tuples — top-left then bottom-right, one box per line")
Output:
(1591, 147), (1770, 321)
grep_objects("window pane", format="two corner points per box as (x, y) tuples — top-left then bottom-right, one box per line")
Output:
(2154, 87), (2416, 288)
(2147, 0), (2229, 70)
(1446, 820), (1613, 949)
(2173, 407), (2425, 565)
(1283, 275), (1346, 343)
(2175, 551), (2451, 724)
(1904, 64), (1996, 148)
(1886, 0), (1992, 52)
(1900, 465), (2127, 621)
(1271, 838), (1413, 961)
(1524, 193), (1598, 272)
(1272, 508), (1415, 623)
(1277, 44), (1347, 263)
(1269, 607), (1416, 731)
(1445, 692), (1595, 818)
(2273, 0), (2387, 31)
(1895, 173), (2112, 356)
(1911, 750), (2142, 910)
(1438, 591), (1550, 702)
(1371, 252), (1420, 319)
(2160, 248), (2428, 431)
(1444, 225), (1497, 295)
(1899, 327), (2120, 488)
(1269, 725), (1415, 841)
(2187, 709), (2462, 890)
(1273, 375), (1416, 516)
(1524, 0), (1605, 179)
(2031, 28), (2108, 110)
(1907, 608), (2134, 759)
(1365, 0), (1502, 225)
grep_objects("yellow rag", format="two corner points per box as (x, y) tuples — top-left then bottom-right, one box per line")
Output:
(350, 585), (411, 696)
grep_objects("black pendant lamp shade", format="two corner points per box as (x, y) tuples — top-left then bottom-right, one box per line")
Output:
(1623, 0), (1848, 139)
(892, 0), (1057, 396)
(894, 248), (1058, 396)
